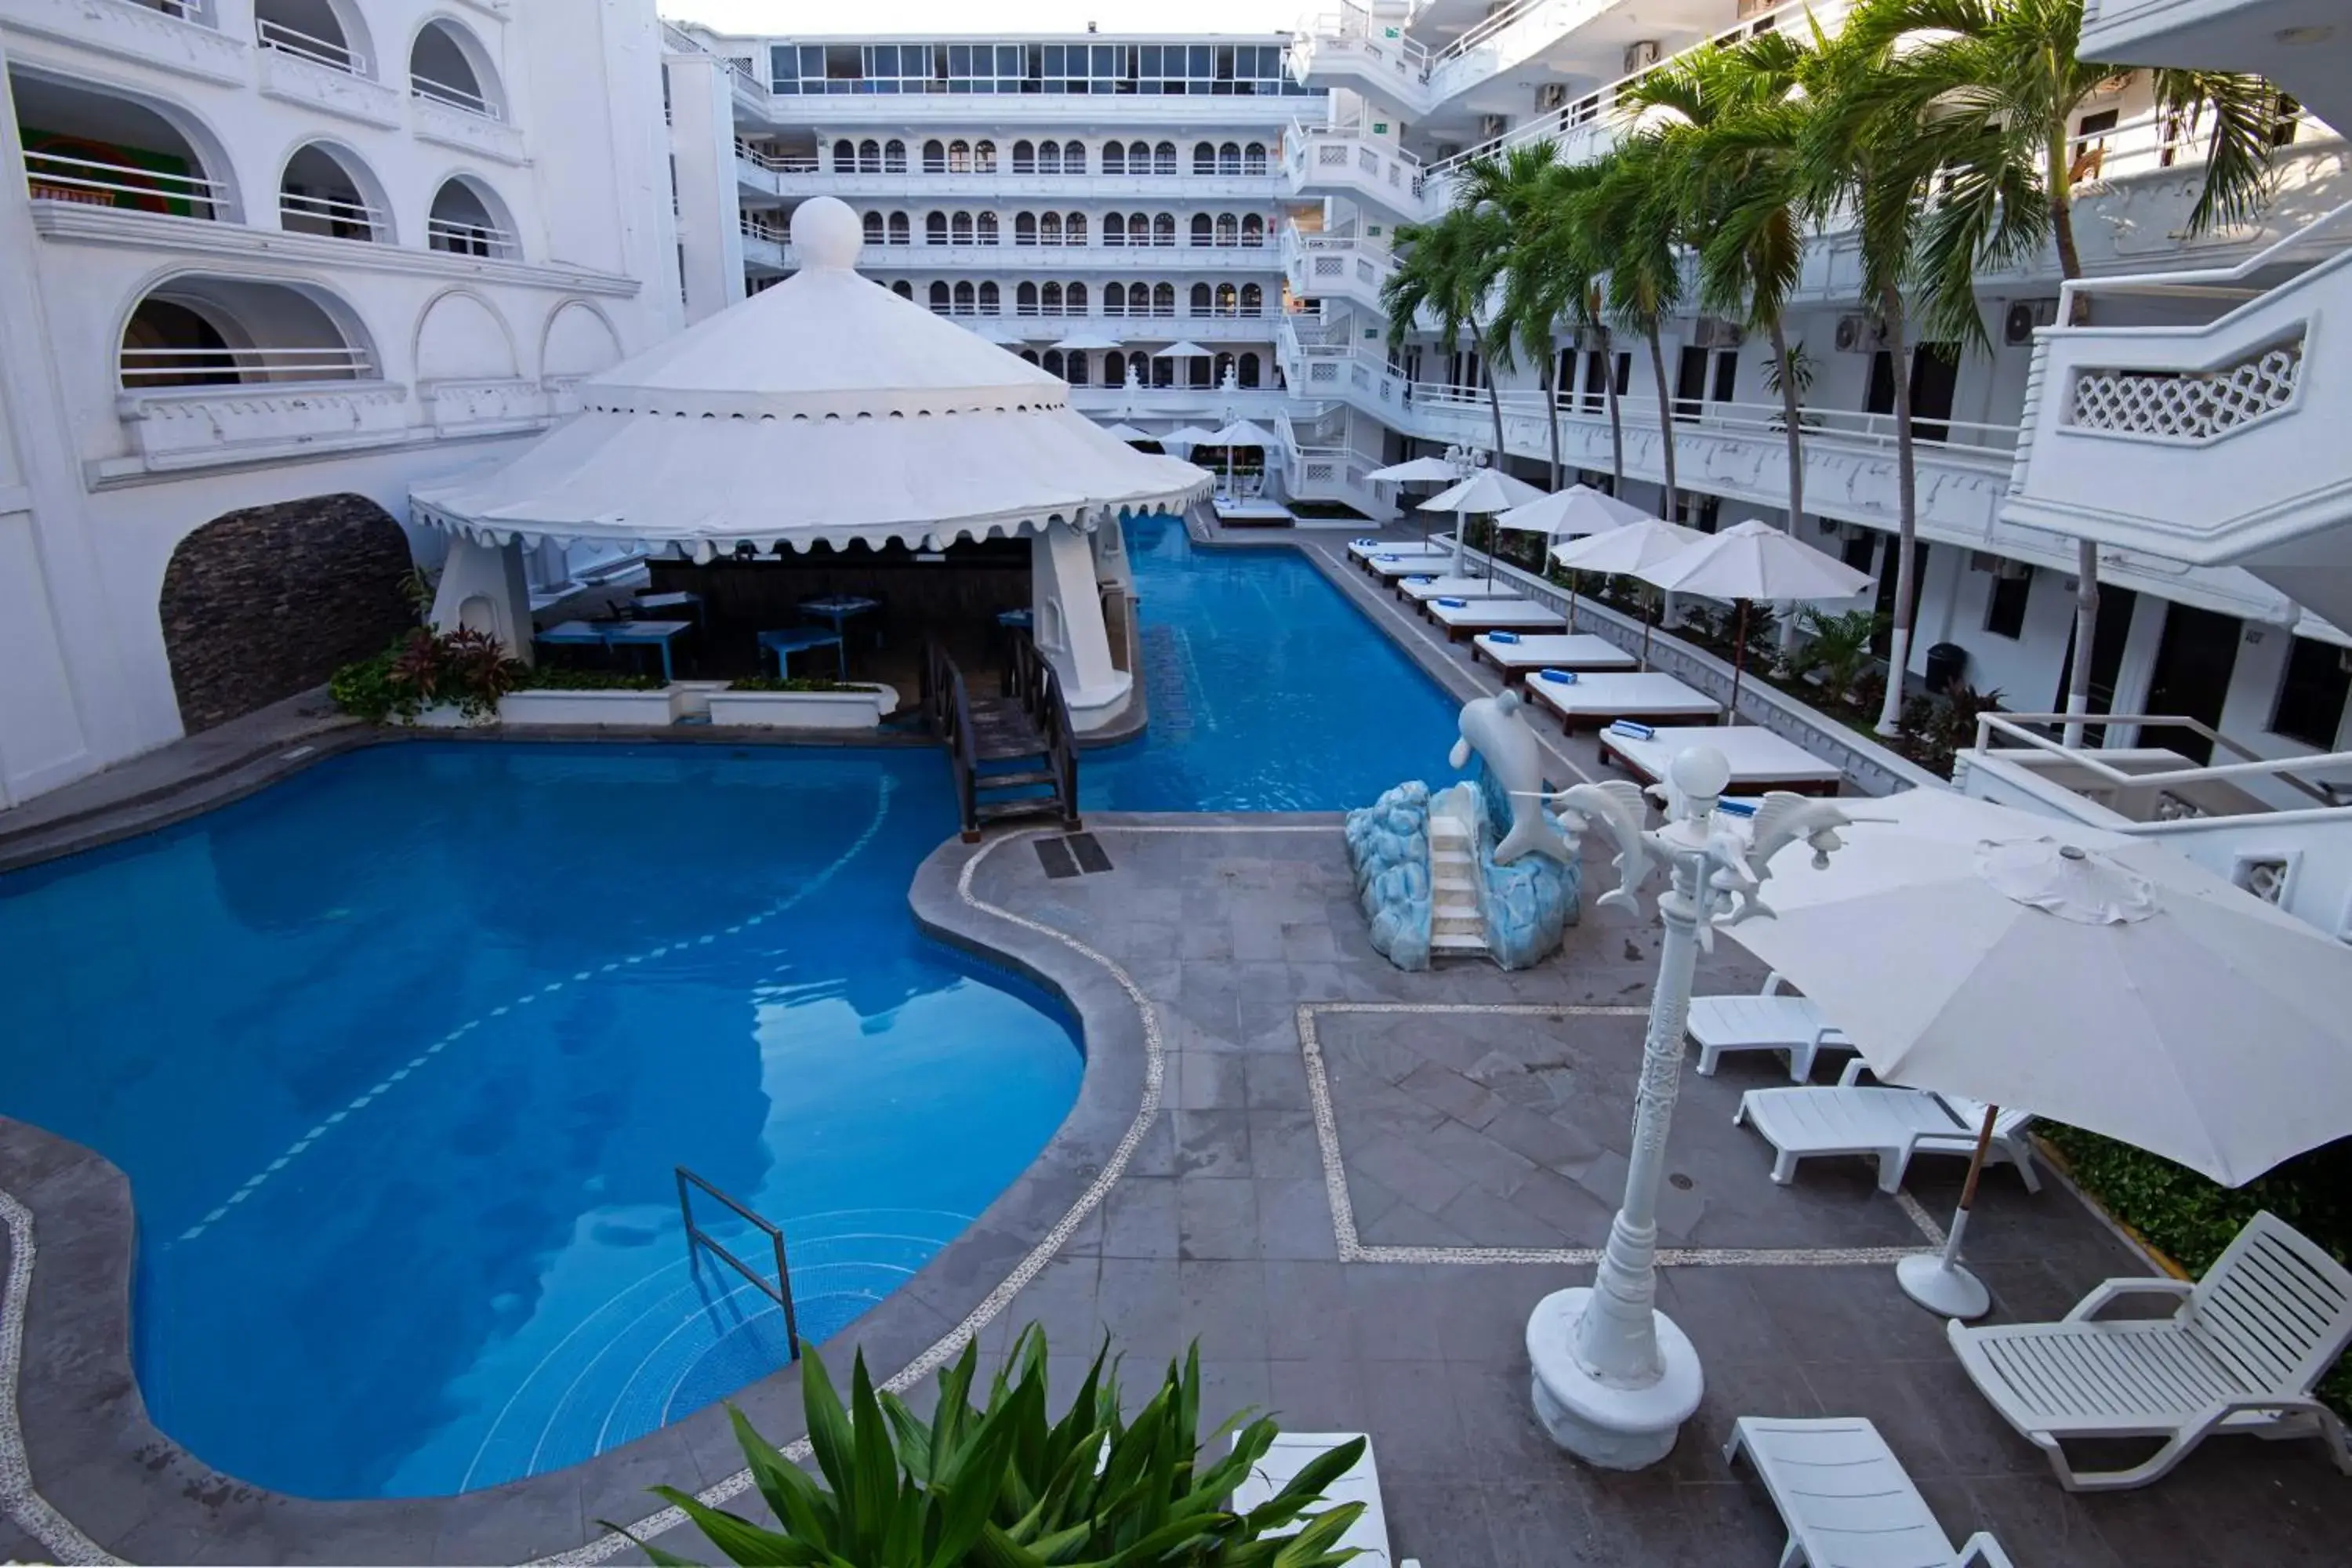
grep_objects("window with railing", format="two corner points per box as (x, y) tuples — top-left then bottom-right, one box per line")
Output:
(410, 18), (503, 121)
(278, 143), (383, 241)
(119, 283), (371, 387)
(256, 2), (366, 77)
(426, 176), (517, 259)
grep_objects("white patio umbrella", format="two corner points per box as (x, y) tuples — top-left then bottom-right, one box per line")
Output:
(1156, 425), (1221, 452)
(1368, 455), (1466, 546)
(1498, 485), (1652, 626)
(1551, 518), (1706, 666)
(1419, 467), (1548, 576)
(1731, 786), (2352, 1316)
(1096, 421), (1152, 443)
(1052, 329), (1124, 352)
(1635, 519), (1873, 720)
(1204, 419), (1277, 495)
(1151, 339), (1213, 359)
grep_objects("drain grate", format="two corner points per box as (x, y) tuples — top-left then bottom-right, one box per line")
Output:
(1034, 833), (1114, 879)
(1033, 837), (1080, 879)
(1067, 833), (1113, 873)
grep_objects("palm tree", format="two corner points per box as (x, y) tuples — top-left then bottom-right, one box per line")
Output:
(1458, 143), (1573, 488)
(1519, 160), (1625, 495)
(1850, 0), (2283, 742)
(1581, 138), (1689, 522)
(1381, 199), (1513, 468)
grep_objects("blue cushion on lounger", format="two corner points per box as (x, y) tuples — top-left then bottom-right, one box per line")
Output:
(1537, 668), (1577, 684)
(1406, 575), (1433, 585)
(1607, 720), (1656, 740)
(1715, 797), (1759, 818)
(1352, 538), (1379, 546)
(1375, 554), (1400, 562)
(1436, 597), (1468, 608)
(1487, 631), (1521, 644)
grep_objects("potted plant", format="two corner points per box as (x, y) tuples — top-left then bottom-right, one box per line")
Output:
(499, 666), (687, 726)
(707, 675), (899, 730)
(329, 628), (522, 728)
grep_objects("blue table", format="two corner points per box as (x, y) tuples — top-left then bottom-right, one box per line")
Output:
(536, 619), (692, 683)
(798, 596), (880, 678)
(757, 626), (842, 680)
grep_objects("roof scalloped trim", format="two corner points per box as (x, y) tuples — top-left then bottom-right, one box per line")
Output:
(577, 393), (1078, 422)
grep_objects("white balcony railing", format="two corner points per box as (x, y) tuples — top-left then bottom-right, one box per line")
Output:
(279, 189), (383, 239)
(22, 148), (228, 219)
(412, 73), (500, 121)
(735, 139), (820, 173)
(256, 16), (364, 74)
(426, 216), (518, 256)
(117, 343), (374, 387)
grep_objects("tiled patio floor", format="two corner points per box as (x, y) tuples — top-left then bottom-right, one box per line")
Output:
(632, 819), (2352, 1567)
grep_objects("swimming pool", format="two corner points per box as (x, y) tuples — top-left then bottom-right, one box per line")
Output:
(0, 523), (1466, 1501)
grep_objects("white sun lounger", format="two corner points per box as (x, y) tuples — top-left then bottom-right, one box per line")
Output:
(1396, 573), (1518, 603)
(1726, 1417), (2016, 1567)
(1689, 972), (1855, 1082)
(1363, 550), (1458, 578)
(1733, 1065), (2041, 1194)
(1470, 633), (1637, 677)
(1230, 1432), (1417, 1568)
(1601, 724), (1842, 796)
(1526, 672), (1722, 731)
(1351, 539), (1450, 565)
(1427, 597), (1566, 640)
(1949, 1211), (2352, 1491)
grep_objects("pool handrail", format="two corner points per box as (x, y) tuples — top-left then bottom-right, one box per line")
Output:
(675, 1165), (802, 1357)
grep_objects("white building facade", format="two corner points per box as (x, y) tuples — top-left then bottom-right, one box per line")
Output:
(0, 0), (684, 808)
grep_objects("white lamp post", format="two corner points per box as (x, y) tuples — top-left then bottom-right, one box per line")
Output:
(1526, 751), (1857, 1468)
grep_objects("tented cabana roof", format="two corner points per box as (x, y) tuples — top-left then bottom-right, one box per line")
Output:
(411, 198), (1209, 560)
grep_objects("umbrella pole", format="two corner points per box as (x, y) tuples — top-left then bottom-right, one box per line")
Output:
(1453, 508), (1467, 577)
(1896, 1104), (1998, 1319)
(1639, 587), (1653, 670)
(1728, 601), (1749, 727)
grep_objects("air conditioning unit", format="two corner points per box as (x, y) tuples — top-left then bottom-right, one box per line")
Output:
(1692, 317), (1745, 349)
(1995, 557), (2034, 582)
(1479, 114), (1512, 141)
(1535, 82), (1570, 113)
(1833, 313), (1886, 354)
(1623, 40), (1661, 73)
(2003, 297), (2060, 346)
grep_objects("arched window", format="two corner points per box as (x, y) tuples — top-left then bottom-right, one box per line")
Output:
(1192, 141), (1216, 174)
(1128, 140), (1150, 170)
(1239, 351), (1261, 388)
(1152, 212), (1175, 247)
(978, 281), (1000, 314)
(1152, 354), (1174, 388)
(862, 211), (884, 244)
(950, 211), (973, 243)
(1041, 281), (1064, 315)
(1104, 350), (1127, 384)
(1063, 140), (1086, 172)
(1215, 282), (1238, 315)
(1020, 350), (1040, 365)
(1215, 213), (1237, 246)
(928, 281), (949, 312)
(974, 139), (996, 172)
(1040, 211), (1062, 245)
(884, 140), (907, 173)
(858, 139), (881, 172)
(427, 176), (516, 256)
(1065, 281), (1087, 314)
(1190, 214), (1213, 247)
(833, 139), (855, 171)
(1017, 281), (1039, 314)
(1042, 349), (1064, 379)
(922, 139), (946, 174)
(1218, 142), (1241, 175)
(892, 280), (913, 299)
(947, 139), (971, 173)
(1152, 281), (1175, 316)
(1036, 141), (1060, 175)
(925, 212), (946, 245)
(119, 276), (368, 388)
(1102, 142), (1125, 175)
(1214, 351), (1235, 384)
(1104, 282), (1126, 316)
(1066, 351), (1090, 386)
(1131, 279), (1152, 314)
(1153, 141), (1176, 176)
(278, 141), (387, 243)
(1012, 140), (1036, 173)
(1240, 282), (1263, 315)
(888, 212), (910, 245)
(1065, 212), (1086, 245)
(1103, 212), (1125, 247)
(1189, 353), (1211, 389)
(1189, 282), (1212, 317)
(1015, 212), (1037, 246)
(976, 212), (998, 245)
(1243, 142), (1268, 175)
(953, 280), (975, 314)
(411, 19), (505, 119)
(1241, 214), (1264, 247)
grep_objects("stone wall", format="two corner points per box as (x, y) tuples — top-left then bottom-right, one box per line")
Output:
(160, 494), (416, 732)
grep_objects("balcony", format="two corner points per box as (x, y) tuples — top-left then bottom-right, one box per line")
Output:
(410, 16), (523, 162)
(112, 376), (411, 473)
(1283, 121), (1423, 227)
(255, 11), (402, 129)
(2079, 1), (2352, 133)
(1281, 223), (1395, 312)
(854, 240), (1281, 272)
(1292, 0), (1624, 125)
(0, 0), (246, 85)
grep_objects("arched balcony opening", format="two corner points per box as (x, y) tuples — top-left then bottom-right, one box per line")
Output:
(947, 139), (972, 173)
(1067, 351), (1090, 386)
(1103, 283), (1126, 318)
(1214, 351), (1235, 384)
(1036, 141), (1059, 175)
(831, 138), (855, 172)
(1065, 212), (1086, 245)
(1016, 281), (1039, 316)
(924, 211), (947, 245)
(1127, 279), (1151, 317)
(1239, 351), (1262, 388)
(1040, 281), (1064, 317)
(953, 281), (975, 317)
(1240, 282), (1264, 316)
(1190, 214), (1212, 248)
(426, 175), (517, 258)
(409, 18), (504, 122)
(278, 141), (388, 241)
(928, 281), (950, 314)
(1192, 141), (1215, 175)
(1102, 143), (1125, 176)
(1065, 281), (1087, 314)
(1215, 213), (1238, 247)
(1214, 282), (1239, 316)
(922, 139), (946, 174)
(1015, 212), (1038, 246)
(857, 138), (880, 173)
(891, 280), (913, 299)
(861, 210), (884, 245)
(887, 212), (909, 245)
(974, 139), (996, 172)
(9, 67), (235, 221)
(1152, 212), (1174, 247)
(1062, 140), (1086, 173)
(1190, 282), (1213, 318)
(1242, 214), (1264, 247)
(256, 0), (372, 78)
(976, 211), (998, 245)
(884, 140), (906, 173)
(949, 211), (973, 244)
(1104, 350), (1127, 386)
(1012, 140), (1036, 173)
(120, 274), (372, 387)
(978, 281), (1000, 316)
(1243, 142), (1268, 175)
(1218, 142), (1241, 176)
(1103, 212), (1127, 248)
(1152, 141), (1176, 176)
(1042, 349), (1065, 380)
(1039, 212), (1062, 245)
(1152, 281), (1175, 318)
(1188, 350), (1212, 389)
(1019, 350), (1040, 366)
(1127, 140), (1149, 171)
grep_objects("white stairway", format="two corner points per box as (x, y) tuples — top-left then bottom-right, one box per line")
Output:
(1428, 802), (1489, 958)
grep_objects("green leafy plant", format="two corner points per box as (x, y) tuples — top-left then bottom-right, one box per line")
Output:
(327, 645), (409, 724)
(1792, 608), (1886, 712)
(728, 676), (865, 694)
(518, 666), (666, 691)
(615, 1329), (1368, 1567)
(331, 627), (524, 722)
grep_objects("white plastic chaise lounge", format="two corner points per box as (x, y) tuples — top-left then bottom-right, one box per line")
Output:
(1469, 633), (1637, 680)
(1688, 971), (1855, 1082)
(1363, 550), (1458, 579)
(1947, 1210), (2352, 1492)
(1427, 597), (1566, 641)
(1525, 671), (1722, 732)
(1726, 1416), (2016, 1567)
(1733, 1062), (2041, 1194)
(1229, 1432), (1420, 1568)
(1396, 573), (1517, 604)
(1348, 539), (1449, 565)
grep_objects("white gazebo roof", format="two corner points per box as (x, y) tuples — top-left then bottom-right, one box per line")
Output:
(410, 198), (1209, 558)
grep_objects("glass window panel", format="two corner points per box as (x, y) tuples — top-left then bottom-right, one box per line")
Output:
(1000, 45), (1022, 74)
(1093, 45), (1115, 74)
(771, 45), (795, 82)
(1044, 45), (1064, 73)
(1188, 45), (1210, 76)
(949, 45), (971, 74)
(1139, 45), (1161, 74)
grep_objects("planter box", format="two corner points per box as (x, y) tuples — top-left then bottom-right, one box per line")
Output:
(706, 684), (897, 730)
(408, 701), (495, 729)
(499, 687), (682, 726)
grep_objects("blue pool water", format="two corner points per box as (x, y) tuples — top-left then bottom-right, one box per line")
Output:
(0, 522), (1466, 1500)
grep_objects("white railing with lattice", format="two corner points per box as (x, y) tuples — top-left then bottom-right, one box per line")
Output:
(2069, 339), (2303, 441)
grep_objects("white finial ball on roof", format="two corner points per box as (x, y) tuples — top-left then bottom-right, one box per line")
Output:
(791, 196), (862, 270)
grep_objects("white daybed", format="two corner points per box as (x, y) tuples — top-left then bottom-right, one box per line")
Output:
(1526, 672), (1722, 732)
(1599, 723), (1841, 795)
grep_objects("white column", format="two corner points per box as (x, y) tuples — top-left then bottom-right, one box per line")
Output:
(430, 536), (535, 662)
(1029, 517), (1132, 729)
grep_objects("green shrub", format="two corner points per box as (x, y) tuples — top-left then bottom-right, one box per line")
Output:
(615, 1328), (1367, 1567)
(328, 628), (523, 723)
(518, 666), (666, 691)
(728, 676), (862, 693)
(327, 646), (409, 724)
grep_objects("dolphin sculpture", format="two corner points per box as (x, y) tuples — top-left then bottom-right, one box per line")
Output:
(1450, 689), (1573, 866)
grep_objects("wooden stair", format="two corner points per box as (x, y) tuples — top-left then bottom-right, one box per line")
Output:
(926, 636), (1080, 840)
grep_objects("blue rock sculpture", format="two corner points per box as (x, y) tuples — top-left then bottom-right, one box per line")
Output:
(1344, 780), (1432, 971)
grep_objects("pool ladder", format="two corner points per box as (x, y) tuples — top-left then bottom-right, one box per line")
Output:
(676, 1166), (802, 1358)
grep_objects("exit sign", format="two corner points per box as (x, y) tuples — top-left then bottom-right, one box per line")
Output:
(1372, 122), (1388, 135)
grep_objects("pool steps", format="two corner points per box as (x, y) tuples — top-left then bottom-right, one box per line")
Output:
(1427, 810), (1490, 957)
